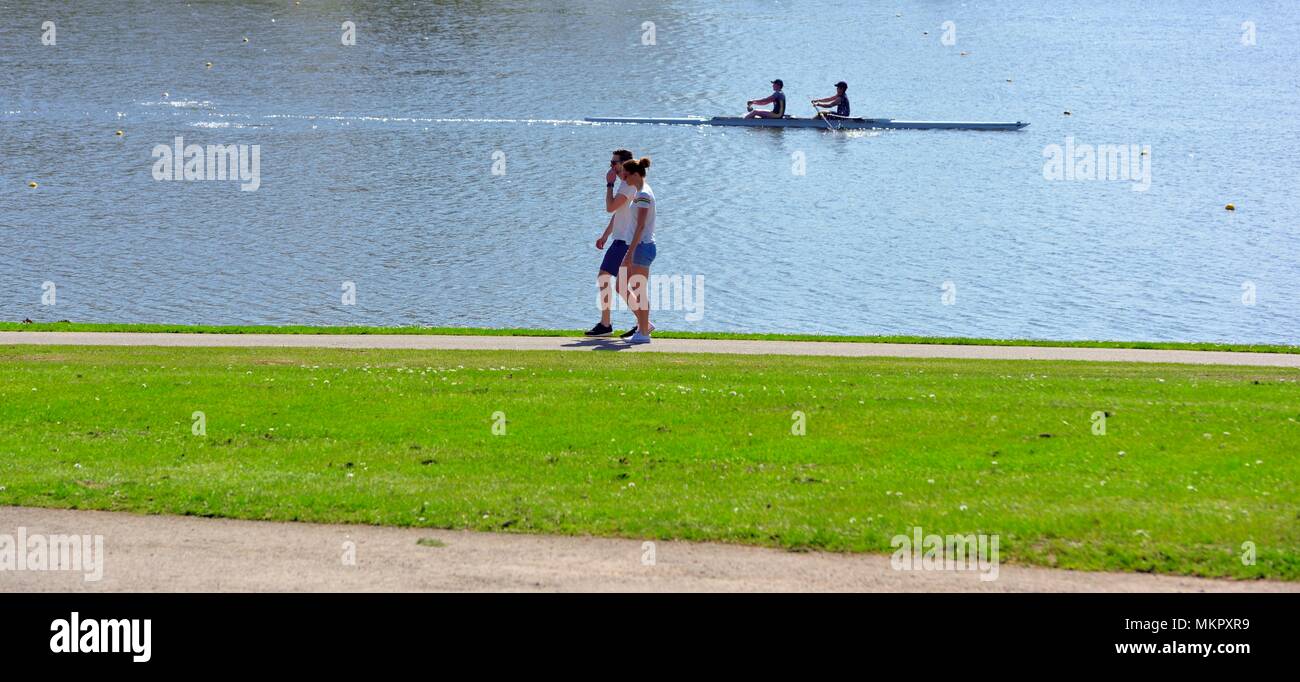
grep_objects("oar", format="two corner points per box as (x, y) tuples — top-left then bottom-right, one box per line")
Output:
(811, 100), (841, 131)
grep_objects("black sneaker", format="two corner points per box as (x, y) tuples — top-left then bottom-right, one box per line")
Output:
(620, 323), (655, 339)
(584, 323), (613, 337)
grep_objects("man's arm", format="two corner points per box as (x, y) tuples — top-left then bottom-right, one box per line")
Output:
(597, 214), (615, 248)
(604, 180), (621, 212)
(604, 167), (620, 211)
(606, 191), (630, 213)
(747, 95), (776, 106)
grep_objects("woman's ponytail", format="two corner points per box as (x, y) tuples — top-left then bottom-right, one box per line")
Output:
(622, 156), (651, 176)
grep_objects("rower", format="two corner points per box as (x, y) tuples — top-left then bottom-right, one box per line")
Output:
(812, 81), (850, 120)
(744, 79), (786, 119)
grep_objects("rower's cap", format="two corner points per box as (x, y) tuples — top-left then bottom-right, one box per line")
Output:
(835, 81), (848, 89)
(771, 79), (783, 87)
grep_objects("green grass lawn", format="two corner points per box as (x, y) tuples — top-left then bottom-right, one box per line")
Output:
(1, 345), (1297, 580)
(4, 321), (1298, 354)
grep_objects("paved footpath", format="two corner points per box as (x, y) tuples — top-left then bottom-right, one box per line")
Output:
(3, 332), (1298, 366)
(3, 507), (1294, 593)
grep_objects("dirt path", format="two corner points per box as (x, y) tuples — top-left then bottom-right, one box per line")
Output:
(2, 331), (1298, 366)
(1, 507), (1291, 593)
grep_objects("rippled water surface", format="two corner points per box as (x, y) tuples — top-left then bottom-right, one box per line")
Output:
(4, 0), (1298, 342)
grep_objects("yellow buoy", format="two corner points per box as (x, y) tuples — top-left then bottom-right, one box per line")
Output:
(205, 61), (213, 68)
(1225, 204), (1236, 211)
(115, 130), (124, 136)
(242, 37), (249, 43)
(28, 181), (38, 188)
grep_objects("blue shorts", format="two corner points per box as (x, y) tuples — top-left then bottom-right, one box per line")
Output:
(599, 240), (629, 276)
(632, 241), (656, 267)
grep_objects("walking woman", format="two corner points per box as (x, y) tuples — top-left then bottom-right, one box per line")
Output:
(618, 157), (656, 344)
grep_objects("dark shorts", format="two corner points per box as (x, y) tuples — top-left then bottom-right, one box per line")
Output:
(599, 240), (629, 276)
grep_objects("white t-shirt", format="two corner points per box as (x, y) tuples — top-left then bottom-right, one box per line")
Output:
(628, 182), (655, 244)
(611, 182), (637, 242)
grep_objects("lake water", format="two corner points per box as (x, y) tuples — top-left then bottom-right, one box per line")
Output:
(4, 0), (1298, 343)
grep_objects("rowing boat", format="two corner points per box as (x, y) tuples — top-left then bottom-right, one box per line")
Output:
(585, 116), (1029, 131)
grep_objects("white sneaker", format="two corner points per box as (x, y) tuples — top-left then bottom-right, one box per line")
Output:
(628, 332), (652, 344)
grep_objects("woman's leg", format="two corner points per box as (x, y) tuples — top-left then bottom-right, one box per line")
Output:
(619, 267), (638, 321)
(626, 264), (651, 333)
